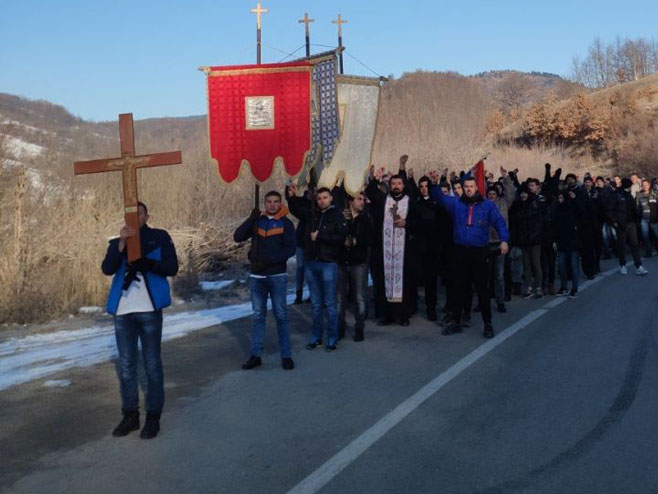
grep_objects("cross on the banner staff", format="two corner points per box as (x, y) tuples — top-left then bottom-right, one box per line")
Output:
(251, 1), (268, 64)
(74, 113), (182, 262)
(250, 1), (268, 208)
(298, 12), (315, 58)
(332, 14), (348, 74)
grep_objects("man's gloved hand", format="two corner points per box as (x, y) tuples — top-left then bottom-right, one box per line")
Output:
(249, 208), (261, 221)
(130, 258), (156, 273)
(122, 264), (142, 291)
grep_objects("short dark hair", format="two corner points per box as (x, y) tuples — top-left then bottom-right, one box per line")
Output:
(389, 174), (404, 183)
(265, 190), (282, 200)
(316, 187), (332, 195)
(418, 176), (431, 187)
(137, 201), (148, 214)
(528, 178), (540, 186)
(347, 191), (365, 202)
(584, 176), (594, 183)
(462, 176), (476, 184)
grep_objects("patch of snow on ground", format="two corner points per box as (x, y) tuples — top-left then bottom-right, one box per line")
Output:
(199, 280), (235, 291)
(43, 379), (71, 388)
(78, 306), (103, 314)
(0, 288), (309, 391)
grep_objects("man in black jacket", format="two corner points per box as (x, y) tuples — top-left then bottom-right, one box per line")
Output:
(606, 178), (648, 275)
(234, 191), (297, 370)
(337, 192), (372, 342)
(409, 175), (443, 321)
(288, 185), (347, 351)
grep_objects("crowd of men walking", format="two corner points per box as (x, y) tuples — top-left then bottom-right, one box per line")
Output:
(233, 157), (654, 371)
(102, 159), (656, 439)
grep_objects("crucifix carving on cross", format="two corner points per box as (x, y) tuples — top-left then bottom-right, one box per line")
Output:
(74, 113), (182, 262)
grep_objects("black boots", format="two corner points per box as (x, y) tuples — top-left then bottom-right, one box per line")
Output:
(483, 324), (495, 339)
(294, 290), (303, 304)
(140, 412), (161, 439)
(112, 409), (139, 437)
(281, 357), (295, 370)
(241, 355), (262, 370)
(113, 409), (160, 439)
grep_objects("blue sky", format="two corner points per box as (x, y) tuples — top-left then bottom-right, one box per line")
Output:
(2, 0), (656, 121)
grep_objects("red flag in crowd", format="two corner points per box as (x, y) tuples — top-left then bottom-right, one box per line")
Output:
(204, 61), (312, 183)
(474, 159), (486, 196)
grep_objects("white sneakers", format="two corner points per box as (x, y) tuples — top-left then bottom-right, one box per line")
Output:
(620, 265), (649, 275)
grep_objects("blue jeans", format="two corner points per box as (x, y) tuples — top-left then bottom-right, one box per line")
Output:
(557, 251), (580, 291)
(248, 275), (291, 358)
(114, 311), (164, 413)
(304, 261), (338, 346)
(602, 223), (616, 253)
(640, 219), (658, 255)
(295, 247), (306, 292)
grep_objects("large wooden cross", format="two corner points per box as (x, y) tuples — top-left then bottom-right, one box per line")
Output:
(74, 113), (182, 262)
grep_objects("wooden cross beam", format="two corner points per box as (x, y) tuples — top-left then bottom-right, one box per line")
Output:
(298, 12), (315, 34)
(74, 113), (182, 262)
(250, 1), (268, 30)
(331, 14), (348, 37)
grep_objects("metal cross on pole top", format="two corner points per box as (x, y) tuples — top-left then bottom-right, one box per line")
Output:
(74, 113), (182, 262)
(298, 12), (315, 58)
(250, 1), (268, 208)
(332, 14), (348, 74)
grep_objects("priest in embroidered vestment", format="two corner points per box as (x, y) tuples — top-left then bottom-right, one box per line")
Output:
(365, 171), (421, 326)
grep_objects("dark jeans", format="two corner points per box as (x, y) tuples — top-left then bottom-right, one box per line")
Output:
(616, 223), (642, 268)
(540, 243), (556, 287)
(369, 250), (385, 319)
(337, 263), (368, 334)
(305, 261), (338, 346)
(249, 275), (291, 358)
(451, 246), (492, 326)
(419, 249), (439, 314)
(489, 251), (506, 305)
(640, 219), (658, 255)
(580, 228), (598, 278)
(558, 250), (580, 291)
(523, 245), (542, 291)
(295, 247), (305, 292)
(114, 310), (164, 413)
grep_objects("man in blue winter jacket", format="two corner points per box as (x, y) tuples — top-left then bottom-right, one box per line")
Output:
(429, 173), (509, 338)
(234, 191), (297, 370)
(102, 201), (179, 439)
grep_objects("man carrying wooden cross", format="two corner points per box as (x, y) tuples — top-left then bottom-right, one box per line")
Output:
(102, 201), (179, 439)
(75, 114), (181, 439)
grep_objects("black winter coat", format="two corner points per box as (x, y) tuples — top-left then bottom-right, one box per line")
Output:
(553, 200), (580, 252)
(288, 196), (347, 262)
(509, 195), (544, 247)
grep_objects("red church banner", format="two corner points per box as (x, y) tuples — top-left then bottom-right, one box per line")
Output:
(204, 61), (312, 183)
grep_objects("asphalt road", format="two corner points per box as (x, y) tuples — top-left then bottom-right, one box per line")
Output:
(1, 257), (657, 494)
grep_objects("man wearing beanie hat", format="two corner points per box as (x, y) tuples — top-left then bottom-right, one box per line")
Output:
(605, 177), (648, 275)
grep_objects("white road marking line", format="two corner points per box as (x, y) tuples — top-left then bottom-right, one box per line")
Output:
(287, 265), (621, 494)
(287, 310), (547, 494)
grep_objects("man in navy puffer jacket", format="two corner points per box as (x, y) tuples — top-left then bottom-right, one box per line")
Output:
(234, 191), (297, 370)
(429, 173), (509, 339)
